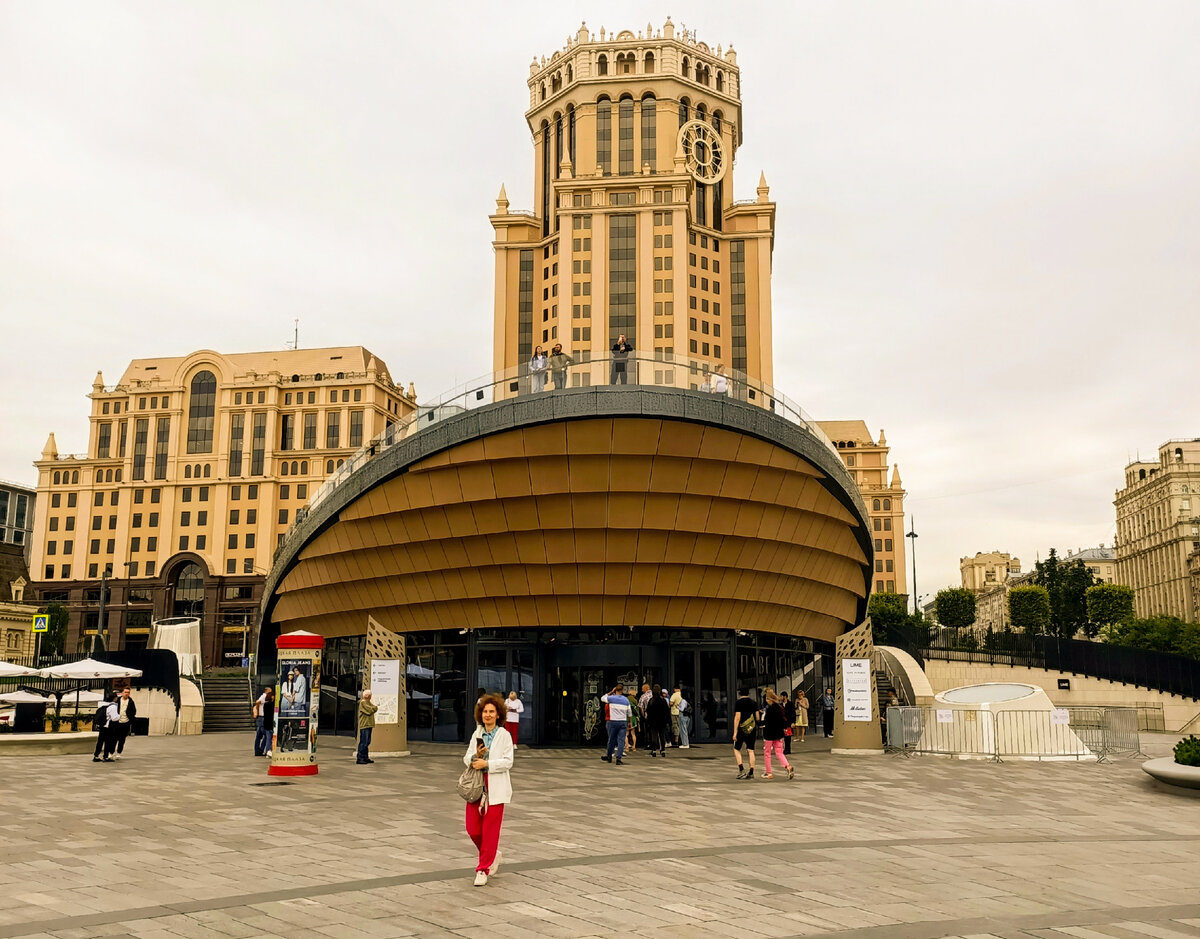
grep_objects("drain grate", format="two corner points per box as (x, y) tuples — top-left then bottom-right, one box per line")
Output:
(250, 780), (294, 786)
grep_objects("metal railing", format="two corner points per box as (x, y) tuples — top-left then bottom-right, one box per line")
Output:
(885, 705), (1142, 762)
(278, 351), (842, 559)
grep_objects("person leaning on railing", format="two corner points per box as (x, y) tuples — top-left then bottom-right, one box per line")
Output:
(610, 335), (633, 384)
(548, 343), (573, 390)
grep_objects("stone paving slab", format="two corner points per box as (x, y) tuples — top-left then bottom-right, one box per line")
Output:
(0, 732), (1196, 939)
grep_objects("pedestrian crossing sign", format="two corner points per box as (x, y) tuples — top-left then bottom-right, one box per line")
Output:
(32, 614), (49, 633)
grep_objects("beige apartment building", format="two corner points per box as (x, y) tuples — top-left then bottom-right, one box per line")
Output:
(961, 551), (1021, 593)
(1115, 439), (1200, 622)
(30, 347), (416, 666)
(490, 19), (776, 388)
(818, 422), (906, 597)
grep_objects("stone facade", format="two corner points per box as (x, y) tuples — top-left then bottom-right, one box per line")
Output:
(961, 550), (1021, 593)
(1114, 439), (1200, 622)
(30, 347), (416, 667)
(0, 543), (38, 658)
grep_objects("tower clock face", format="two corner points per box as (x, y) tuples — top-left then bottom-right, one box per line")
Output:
(677, 119), (726, 184)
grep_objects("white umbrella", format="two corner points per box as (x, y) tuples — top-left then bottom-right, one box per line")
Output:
(0, 661), (42, 678)
(38, 658), (143, 679)
(0, 690), (52, 704)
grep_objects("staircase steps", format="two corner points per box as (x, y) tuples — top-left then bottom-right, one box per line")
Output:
(202, 676), (255, 733)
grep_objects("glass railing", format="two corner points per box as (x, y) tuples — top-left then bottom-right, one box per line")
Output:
(277, 352), (842, 559)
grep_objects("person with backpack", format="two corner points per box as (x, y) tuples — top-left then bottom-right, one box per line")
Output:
(731, 689), (759, 779)
(760, 689), (794, 780)
(91, 691), (119, 763)
(644, 683), (670, 757)
(781, 691), (797, 755)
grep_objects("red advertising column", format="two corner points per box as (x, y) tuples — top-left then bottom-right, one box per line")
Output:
(268, 630), (325, 777)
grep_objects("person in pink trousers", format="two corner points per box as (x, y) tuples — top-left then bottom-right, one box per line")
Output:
(760, 689), (794, 780)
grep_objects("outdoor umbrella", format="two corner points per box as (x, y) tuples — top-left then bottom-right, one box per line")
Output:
(0, 690), (52, 704)
(39, 658), (143, 730)
(0, 661), (43, 678)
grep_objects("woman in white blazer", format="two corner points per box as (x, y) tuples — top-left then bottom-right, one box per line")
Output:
(463, 693), (514, 886)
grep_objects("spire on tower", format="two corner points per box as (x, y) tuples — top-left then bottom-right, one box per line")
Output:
(891, 464), (903, 489)
(757, 172), (770, 203)
(496, 184), (509, 213)
(42, 432), (58, 461)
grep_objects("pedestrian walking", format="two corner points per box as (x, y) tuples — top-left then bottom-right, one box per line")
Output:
(677, 692), (691, 749)
(114, 687), (137, 758)
(669, 684), (683, 746)
(609, 334), (633, 384)
(252, 685), (272, 756)
(600, 684), (631, 764)
(529, 346), (548, 392)
(262, 687), (275, 758)
(821, 686), (835, 738)
(356, 690), (378, 764)
(760, 690), (794, 780)
(782, 690), (796, 755)
(732, 689), (758, 779)
(504, 691), (524, 747)
(548, 343), (574, 390)
(626, 691), (640, 752)
(464, 694), (515, 886)
(645, 683), (670, 757)
(794, 689), (809, 743)
(91, 692), (119, 763)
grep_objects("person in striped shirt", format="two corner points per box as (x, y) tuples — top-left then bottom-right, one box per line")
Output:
(600, 684), (631, 765)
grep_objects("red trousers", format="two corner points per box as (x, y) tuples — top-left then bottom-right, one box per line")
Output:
(505, 720), (518, 745)
(465, 799), (504, 873)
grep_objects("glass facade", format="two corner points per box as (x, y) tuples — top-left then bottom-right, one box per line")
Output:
(596, 99), (611, 176)
(227, 412), (244, 477)
(153, 417), (170, 480)
(640, 94), (656, 172)
(618, 97), (634, 175)
(608, 214), (636, 345)
(517, 249), (534, 360)
(250, 412), (266, 476)
(541, 121), (551, 237)
(303, 412), (317, 450)
(319, 635), (367, 737)
(730, 240), (747, 372)
(132, 418), (148, 480)
(97, 422), (112, 459)
(186, 370), (217, 453)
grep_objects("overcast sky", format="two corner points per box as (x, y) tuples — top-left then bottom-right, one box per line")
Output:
(3, 1), (1198, 597)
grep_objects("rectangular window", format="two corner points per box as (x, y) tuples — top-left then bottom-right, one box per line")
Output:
(97, 422), (112, 458)
(182, 487), (192, 503)
(94, 492), (104, 507)
(231, 485), (241, 501)
(518, 248), (534, 362)
(247, 508), (257, 524)
(244, 558), (254, 574)
(279, 413), (295, 451)
(228, 412), (244, 477)
(325, 411), (340, 449)
(180, 511), (190, 527)
(349, 410), (364, 448)
(145, 561), (155, 577)
(228, 534), (238, 550)
(641, 96), (656, 172)
(132, 513), (142, 528)
(227, 558), (236, 574)
(149, 512), (159, 527)
(250, 412), (266, 476)
(303, 412), (317, 450)
(280, 485), (290, 500)
(147, 536), (157, 551)
(132, 418), (149, 480)
(127, 561), (139, 577)
(278, 509), (288, 525)
(150, 488), (160, 503)
(596, 100), (611, 175)
(618, 97), (634, 175)
(730, 240), (747, 372)
(608, 214), (636, 346)
(230, 509), (240, 524)
(179, 536), (189, 551)
(105, 539), (114, 554)
(245, 533), (256, 549)
(153, 416), (170, 480)
(197, 511), (207, 525)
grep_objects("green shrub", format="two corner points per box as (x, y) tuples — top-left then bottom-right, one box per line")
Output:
(1175, 736), (1200, 767)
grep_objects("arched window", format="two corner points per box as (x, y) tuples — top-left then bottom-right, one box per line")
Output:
(541, 120), (551, 235)
(873, 499), (880, 511)
(618, 52), (634, 75)
(696, 180), (706, 226)
(618, 96), (634, 175)
(712, 176), (723, 231)
(171, 562), (205, 619)
(596, 97), (612, 175)
(540, 82), (546, 101)
(883, 499), (891, 510)
(712, 110), (722, 134)
(193, 464), (201, 478)
(716, 71), (724, 92)
(678, 96), (689, 127)
(695, 62), (703, 82)
(300, 461), (308, 474)
(696, 103), (707, 121)
(336, 372), (344, 380)
(72, 471), (78, 484)
(281, 461), (289, 476)
(202, 464), (210, 478)
(53, 471), (60, 484)
(291, 374), (299, 382)
(551, 71), (562, 94)
(1140, 469), (1146, 480)
(115, 469), (122, 482)
(186, 370), (217, 454)
(554, 112), (563, 180)
(681, 55), (689, 77)
(597, 53), (608, 76)
(641, 93), (656, 171)
(1176, 448), (1184, 462)
(291, 460), (299, 475)
(567, 104), (576, 164)
(567, 64), (573, 83)
(326, 460), (334, 473)
(644, 51), (655, 73)
(337, 459), (344, 469)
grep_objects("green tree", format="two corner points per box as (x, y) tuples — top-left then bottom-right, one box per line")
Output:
(41, 601), (70, 657)
(867, 592), (909, 644)
(1031, 549), (1100, 638)
(1085, 584), (1134, 638)
(1104, 615), (1200, 661)
(935, 587), (976, 630)
(1008, 585), (1051, 634)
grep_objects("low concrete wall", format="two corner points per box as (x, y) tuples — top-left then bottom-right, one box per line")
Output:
(178, 679), (203, 735)
(924, 658), (1200, 733)
(0, 731), (96, 755)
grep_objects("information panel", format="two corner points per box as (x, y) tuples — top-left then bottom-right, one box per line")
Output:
(370, 658), (401, 725)
(841, 657), (873, 722)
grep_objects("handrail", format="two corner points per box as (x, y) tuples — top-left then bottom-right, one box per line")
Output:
(277, 351), (842, 562)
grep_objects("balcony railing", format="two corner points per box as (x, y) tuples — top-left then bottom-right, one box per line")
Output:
(277, 351), (841, 559)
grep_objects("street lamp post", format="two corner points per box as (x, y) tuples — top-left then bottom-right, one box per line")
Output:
(906, 519), (919, 615)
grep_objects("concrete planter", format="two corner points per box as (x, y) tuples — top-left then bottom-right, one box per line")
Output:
(1142, 757), (1200, 794)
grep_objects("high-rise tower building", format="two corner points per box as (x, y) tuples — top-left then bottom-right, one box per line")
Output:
(491, 20), (776, 387)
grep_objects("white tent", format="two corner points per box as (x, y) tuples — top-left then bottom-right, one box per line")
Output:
(0, 690), (52, 704)
(0, 661), (42, 678)
(150, 617), (202, 676)
(38, 658), (143, 679)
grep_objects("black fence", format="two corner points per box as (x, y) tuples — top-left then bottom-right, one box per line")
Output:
(921, 631), (1200, 701)
(0, 650), (181, 712)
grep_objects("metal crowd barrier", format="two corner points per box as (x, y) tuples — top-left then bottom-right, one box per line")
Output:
(886, 706), (1143, 763)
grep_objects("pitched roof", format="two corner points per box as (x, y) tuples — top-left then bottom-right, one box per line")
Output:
(0, 544), (31, 603)
(116, 347), (394, 388)
(816, 420), (873, 445)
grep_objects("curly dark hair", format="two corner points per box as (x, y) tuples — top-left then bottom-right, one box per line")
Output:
(474, 693), (507, 726)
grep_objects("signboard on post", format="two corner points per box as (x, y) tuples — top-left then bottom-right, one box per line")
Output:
(32, 614), (48, 633)
(370, 658), (401, 725)
(841, 658), (873, 722)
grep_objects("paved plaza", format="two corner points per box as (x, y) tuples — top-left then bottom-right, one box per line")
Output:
(1, 731), (1198, 939)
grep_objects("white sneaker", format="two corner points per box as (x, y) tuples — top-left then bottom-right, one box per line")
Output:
(679, 745), (690, 749)
(488, 850), (502, 876)
(266, 750), (272, 758)
(473, 871), (488, 886)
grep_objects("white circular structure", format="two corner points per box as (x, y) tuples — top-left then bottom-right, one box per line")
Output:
(940, 683), (1037, 705)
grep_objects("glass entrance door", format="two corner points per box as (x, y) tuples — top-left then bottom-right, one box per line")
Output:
(475, 645), (535, 743)
(669, 647), (729, 743)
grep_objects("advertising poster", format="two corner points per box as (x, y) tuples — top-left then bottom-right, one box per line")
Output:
(273, 648), (321, 767)
(841, 657), (873, 722)
(370, 658), (401, 725)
